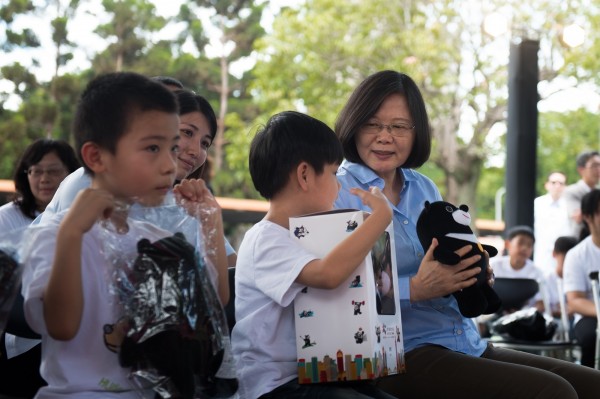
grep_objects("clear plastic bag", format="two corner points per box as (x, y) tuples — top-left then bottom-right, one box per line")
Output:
(99, 201), (230, 399)
(0, 227), (27, 335)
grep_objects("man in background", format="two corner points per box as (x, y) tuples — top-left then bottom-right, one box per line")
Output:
(563, 150), (600, 238)
(533, 171), (571, 275)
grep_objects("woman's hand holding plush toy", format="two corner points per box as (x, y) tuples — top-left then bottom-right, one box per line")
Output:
(409, 238), (482, 302)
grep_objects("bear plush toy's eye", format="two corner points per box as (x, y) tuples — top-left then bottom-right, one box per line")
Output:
(445, 206), (453, 212)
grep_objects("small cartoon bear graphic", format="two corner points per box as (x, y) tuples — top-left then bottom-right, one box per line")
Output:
(301, 334), (317, 348)
(352, 300), (365, 315)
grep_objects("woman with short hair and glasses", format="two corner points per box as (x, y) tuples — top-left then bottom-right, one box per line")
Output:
(334, 70), (600, 399)
(0, 138), (79, 398)
(0, 138), (79, 228)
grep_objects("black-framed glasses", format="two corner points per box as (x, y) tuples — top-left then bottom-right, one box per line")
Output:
(362, 121), (415, 137)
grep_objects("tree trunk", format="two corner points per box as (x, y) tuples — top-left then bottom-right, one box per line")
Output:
(214, 51), (229, 173)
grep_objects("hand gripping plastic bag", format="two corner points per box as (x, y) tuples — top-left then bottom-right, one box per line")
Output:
(99, 200), (230, 399)
(0, 227), (28, 336)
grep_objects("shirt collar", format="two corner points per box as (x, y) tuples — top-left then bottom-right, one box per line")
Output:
(340, 159), (417, 189)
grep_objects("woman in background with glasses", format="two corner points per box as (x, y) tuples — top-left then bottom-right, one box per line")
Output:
(0, 138), (79, 229)
(0, 138), (79, 398)
(334, 70), (600, 399)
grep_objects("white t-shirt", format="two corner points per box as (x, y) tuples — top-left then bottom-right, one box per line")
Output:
(490, 255), (546, 307)
(231, 220), (318, 399)
(22, 211), (172, 398)
(563, 236), (600, 323)
(0, 201), (34, 231)
(533, 194), (571, 274)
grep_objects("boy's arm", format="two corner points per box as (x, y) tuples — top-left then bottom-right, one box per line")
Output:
(43, 189), (114, 341)
(205, 215), (229, 305)
(174, 179), (229, 305)
(566, 291), (597, 317)
(296, 187), (392, 289)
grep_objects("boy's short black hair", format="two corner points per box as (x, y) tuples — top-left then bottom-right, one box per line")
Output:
(249, 111), (343, 200)
(73, 72), (178, 173)
(151, 75), (184, 90)
(505, 225), (535, 242)
(553, 236), (578, 254)
(576, 150), (600, 168)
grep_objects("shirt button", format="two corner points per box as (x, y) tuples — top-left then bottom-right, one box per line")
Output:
(403, 220), (408, 225)
(417, 252), (423, 258)
(456, 329), (463, 335)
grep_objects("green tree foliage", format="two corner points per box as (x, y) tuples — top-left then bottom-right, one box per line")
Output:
(174, 0), (265, 198)
(178, 1), (265, 163)
(92, 0), (167, 73)
(0, 0), (39, 51)
(250, 0), (600, 221)
(538, 109), (600, 189)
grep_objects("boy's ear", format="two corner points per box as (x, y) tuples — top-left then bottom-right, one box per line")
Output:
(296, 162), (310, 191)
(80, 142), (107, 173)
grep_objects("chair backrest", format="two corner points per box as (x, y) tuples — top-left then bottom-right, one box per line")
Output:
(224, 267), (236, 334)
(553, 277), (572, 342)
(494, 277), (539, 312)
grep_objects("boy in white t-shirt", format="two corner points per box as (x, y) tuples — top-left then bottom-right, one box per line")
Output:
(546, 236), (578, 318)
(231, 111), (397, 399)
(490, 225), (546, 312)
(21, 72), (227, 398)
(564, 188), (600, 368)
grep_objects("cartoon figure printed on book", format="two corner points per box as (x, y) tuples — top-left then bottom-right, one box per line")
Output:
(350, 275), (362, 287)
(352, 300), (365, 315)
(294, 225), (309, 239)
(300, 335), (316, 349)
(298, 310), (314, 318)
(346, 220), (358, 232)
(354, 328), (366, 343)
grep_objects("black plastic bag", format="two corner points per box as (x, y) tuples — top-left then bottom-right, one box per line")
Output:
(491, 308), (557, 341)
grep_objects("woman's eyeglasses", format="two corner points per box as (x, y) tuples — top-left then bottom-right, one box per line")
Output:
(362, 121), (415, 137)
(25, 167), (67, 178)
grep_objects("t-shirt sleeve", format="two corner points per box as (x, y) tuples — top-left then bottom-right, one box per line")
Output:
(563, 248), (589, 294)
(21, 225), (58, 335)
(253, 225), (318, 307)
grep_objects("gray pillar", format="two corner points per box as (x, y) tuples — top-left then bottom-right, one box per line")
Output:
(505, 38), (539, 231)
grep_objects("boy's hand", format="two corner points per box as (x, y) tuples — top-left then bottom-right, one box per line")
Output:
(174, 178), (225, 270)
(173, 178), (221, 219)
(173, 179), (222, 248)
(61, 188), (115, 235)
(349, 187), (392, 223)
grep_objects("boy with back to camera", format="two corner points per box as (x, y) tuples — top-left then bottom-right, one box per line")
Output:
(21, 72), (224, 398)
(231, 111), (397, 399)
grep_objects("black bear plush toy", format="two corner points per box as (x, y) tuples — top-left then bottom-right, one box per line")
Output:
(416, 201), (501, 318)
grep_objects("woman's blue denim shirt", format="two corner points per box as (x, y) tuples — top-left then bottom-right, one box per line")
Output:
(335, 160), (486, 356)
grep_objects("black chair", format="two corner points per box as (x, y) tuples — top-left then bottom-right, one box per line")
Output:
(493, 277), (539, 313)
(224, 267), (236, 334)
(489, 277), (579, 361)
